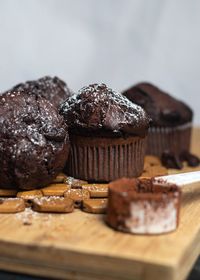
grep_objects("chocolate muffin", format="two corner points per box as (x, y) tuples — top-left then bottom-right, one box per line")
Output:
(6, 76), (72, 109)
(0, 90), (70, 190)
(106, 177), (181, 234)
(60, 83), (150, 182)
(123, 82), (193, 156)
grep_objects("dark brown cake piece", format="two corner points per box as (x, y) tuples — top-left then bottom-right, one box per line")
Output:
(123, 82), (193, 156)
(106, 178), (181, 234)
(0, 90), (70, 190)
(60, 83), (150, 182)
(179, 151), (200, 167)
(7, 76), (72, 108)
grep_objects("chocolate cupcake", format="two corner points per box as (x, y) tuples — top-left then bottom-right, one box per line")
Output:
(60, 83), (150, 182)
(106, 178), (181, 234)
(6, 76), (72, 109)
(0, 90), (70, 190)
(123, 82), (193, 156)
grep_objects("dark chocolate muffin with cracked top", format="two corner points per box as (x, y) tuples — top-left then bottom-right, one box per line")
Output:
(0, 90), (70, 190)
(6, 76), (72, 109)
(123, 82), (193, 156)
(60, 83), (150, 182)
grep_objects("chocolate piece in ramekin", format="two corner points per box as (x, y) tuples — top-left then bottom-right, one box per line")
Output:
(106, 178), (181, 235)
(60, 83), (150, 182)
(123, 82), (193, 156)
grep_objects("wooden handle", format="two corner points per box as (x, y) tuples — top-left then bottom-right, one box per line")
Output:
(154, 171), (200, 187)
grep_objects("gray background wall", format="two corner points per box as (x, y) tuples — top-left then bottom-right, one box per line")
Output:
(0, 0), (199, 124)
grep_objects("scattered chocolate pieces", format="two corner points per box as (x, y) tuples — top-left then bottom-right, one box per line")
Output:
(83, 199), (108, 214)
(82, 184), (108, 198)
(0, 189), (17, 197)
(0, 198), (25, 213)
(32, 197), (74, 213)
(41, 184), (70, 196)
(161, 150), (200, 169)
(161, 150), (183, 169)
(180, 151), (200, 167)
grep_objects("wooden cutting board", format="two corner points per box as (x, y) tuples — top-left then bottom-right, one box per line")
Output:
(0, 128), (199, 280)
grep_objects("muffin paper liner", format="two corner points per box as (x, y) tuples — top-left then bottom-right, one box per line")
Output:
(67, 135), (147, 182)
(147, 122), (192, 156)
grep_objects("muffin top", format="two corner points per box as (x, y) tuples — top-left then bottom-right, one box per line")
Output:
(7, 76), (72, 109)
(60, 83), (150, 137)
(123, 82), (193, 127)
(0, 90), (69, 190)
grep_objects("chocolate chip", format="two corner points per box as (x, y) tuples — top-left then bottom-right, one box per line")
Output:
(161, 150), (183, 169)
(23, 115), (35, 125)
(180, 151), (200, 167)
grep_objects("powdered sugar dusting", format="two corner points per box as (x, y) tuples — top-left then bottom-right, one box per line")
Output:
(9, 76), (72, 108)
(33, 196), (66, 205)
(125, 199), (178, 234)
(0, 90), (69, 189)
(15, 207), (55, 225)
(15, 207), (38, 225)
(60, 83), (150, 136)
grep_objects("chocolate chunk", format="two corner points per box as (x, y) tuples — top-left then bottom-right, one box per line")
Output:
(161, 150), (183, 169)
(180, 151), (200, 167)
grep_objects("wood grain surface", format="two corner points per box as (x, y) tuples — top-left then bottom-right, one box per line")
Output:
(0, 128), (199, 280)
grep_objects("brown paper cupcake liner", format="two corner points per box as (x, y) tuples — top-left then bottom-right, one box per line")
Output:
(147, 122), (192, 156)
(67, 135), (147, 182)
